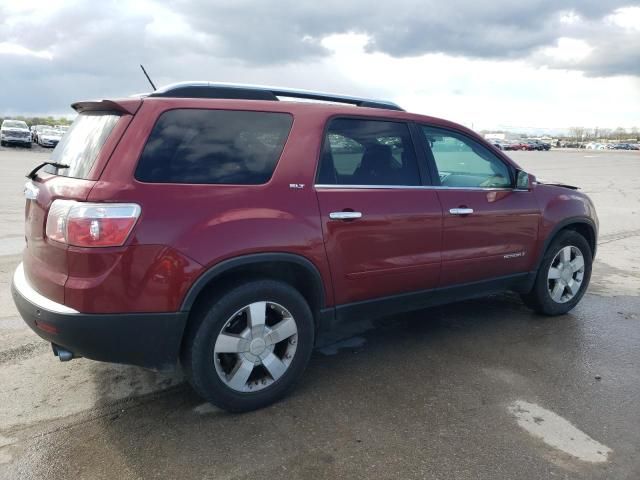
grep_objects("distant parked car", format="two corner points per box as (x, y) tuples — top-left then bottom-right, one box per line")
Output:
(527, 140), (551, 151)
(37, 128), (63, 148)
(510, 141), (535, 151)
(0, 120), (32, 148)
(613, 143), (637, 150)
(32, 125), (48, 143)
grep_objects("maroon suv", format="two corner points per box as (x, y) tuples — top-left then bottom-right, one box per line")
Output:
(12, 83), (598, 412)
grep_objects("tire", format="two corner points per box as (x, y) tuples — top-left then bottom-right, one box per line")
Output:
(521, 230), (592, 315)
(181, 279), (315, 412)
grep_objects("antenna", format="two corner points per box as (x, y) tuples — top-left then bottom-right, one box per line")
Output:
(139, 64), (157, 91)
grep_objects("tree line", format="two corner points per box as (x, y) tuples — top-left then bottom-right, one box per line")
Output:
(568, 126), (639, 143)
(0, 116), (73, 127)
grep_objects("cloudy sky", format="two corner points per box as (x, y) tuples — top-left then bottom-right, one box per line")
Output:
(1, 0), (639, 131)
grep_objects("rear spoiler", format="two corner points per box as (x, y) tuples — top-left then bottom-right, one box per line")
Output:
(71, 98), (142, 115)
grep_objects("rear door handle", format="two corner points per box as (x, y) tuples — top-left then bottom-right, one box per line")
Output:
(449, 208), (474, 215)
(329, 211), (362, 220)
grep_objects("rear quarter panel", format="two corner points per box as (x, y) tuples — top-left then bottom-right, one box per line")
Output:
(87, 99), (334, 308)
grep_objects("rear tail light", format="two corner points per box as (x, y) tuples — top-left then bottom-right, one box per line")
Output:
(46, 200), (141, 247)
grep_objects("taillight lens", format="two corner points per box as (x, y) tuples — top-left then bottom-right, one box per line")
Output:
(45, 200), (141, 247)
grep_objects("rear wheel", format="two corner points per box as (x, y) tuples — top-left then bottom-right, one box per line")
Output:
(182, 280), (314, 412)
(521, 230), (592, 315)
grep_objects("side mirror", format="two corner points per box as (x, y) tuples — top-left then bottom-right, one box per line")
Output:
(515, 170), (531, 190)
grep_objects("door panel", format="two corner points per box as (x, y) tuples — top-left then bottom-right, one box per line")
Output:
(417, 125), (541, 287)
(437, 189), (539, 286)
(316, 188), (442, 305)
(315, 117), (442, 306)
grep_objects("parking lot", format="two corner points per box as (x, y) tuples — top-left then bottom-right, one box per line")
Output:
(0, 146), (639, 479)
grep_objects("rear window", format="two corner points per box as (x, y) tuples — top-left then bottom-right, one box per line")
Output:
(135, 109), (293, 184)
(45, 112), (120, 178)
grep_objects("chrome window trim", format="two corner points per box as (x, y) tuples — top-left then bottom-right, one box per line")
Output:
(314, 184), (515, 192)
(12, 263), (79, 315)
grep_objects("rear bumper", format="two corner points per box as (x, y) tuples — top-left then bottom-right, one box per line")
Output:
(11, 263), (187, 370)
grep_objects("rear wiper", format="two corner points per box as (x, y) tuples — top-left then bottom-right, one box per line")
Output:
(26, 162), (70, 180)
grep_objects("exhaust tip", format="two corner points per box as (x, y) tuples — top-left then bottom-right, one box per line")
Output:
(52, 343), (74, 362)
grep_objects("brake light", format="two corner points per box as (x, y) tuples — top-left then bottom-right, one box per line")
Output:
(45, 200), (141, 247)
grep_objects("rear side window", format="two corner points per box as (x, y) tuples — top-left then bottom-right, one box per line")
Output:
(45, 112), (120, 179)
(135, 109), (293, 184)
(317, 118), (420, 186)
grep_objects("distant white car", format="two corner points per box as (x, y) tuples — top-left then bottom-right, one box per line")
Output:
(0, 120), (32, 148)
(37, 128), (63, 148)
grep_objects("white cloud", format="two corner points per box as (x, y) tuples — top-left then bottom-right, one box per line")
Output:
(542, 38), (593, 62)
(607, 6), (640, 30)
(0, 0), (638, 131)
(321, 33), (640, 130)
(0, 42), (53, 60)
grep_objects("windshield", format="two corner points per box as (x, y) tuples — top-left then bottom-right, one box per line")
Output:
(45, 112), (120, 179)
(42, 129), (59, 135)
(3, 120), (28, 129)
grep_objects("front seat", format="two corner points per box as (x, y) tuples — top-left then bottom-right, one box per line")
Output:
(353, 144), (395, 184)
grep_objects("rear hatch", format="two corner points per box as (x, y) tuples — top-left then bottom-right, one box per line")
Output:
(23, 103), (137, 303)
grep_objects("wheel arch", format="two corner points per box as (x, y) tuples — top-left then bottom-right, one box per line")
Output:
(536, 217), (597, 270)
(180, 253), (328, 322)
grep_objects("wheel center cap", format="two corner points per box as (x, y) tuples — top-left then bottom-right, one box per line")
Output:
(561, 268), (573, 282)
(249, 338), (267, 356)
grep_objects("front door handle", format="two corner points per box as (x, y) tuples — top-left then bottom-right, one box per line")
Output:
(449, 208), (474, 215)
(329, 211), (362, 220)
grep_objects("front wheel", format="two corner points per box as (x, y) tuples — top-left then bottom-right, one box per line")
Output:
(182, 280), (315, 412)
(521, 230), (592, 315)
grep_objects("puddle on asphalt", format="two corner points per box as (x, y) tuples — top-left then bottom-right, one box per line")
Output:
(508, 400), (611, 463)
(192, 403), (220, 415)
(0, 435), (15, 465)
(318, 336), (366, 356)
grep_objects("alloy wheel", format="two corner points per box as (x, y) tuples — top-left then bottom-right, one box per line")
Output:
(213, 301), (298, 392)
(547, 246), (585, 303)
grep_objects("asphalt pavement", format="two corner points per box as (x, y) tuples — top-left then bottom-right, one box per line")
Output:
(0, 145), (639, 479)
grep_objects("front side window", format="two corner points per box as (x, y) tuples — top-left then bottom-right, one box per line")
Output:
(317, 118), (421, 186)
(136, 109), (293, 184)
(421, 126), (512, 188)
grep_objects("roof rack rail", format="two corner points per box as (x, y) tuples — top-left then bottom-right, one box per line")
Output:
(148, 82), (404, 111)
